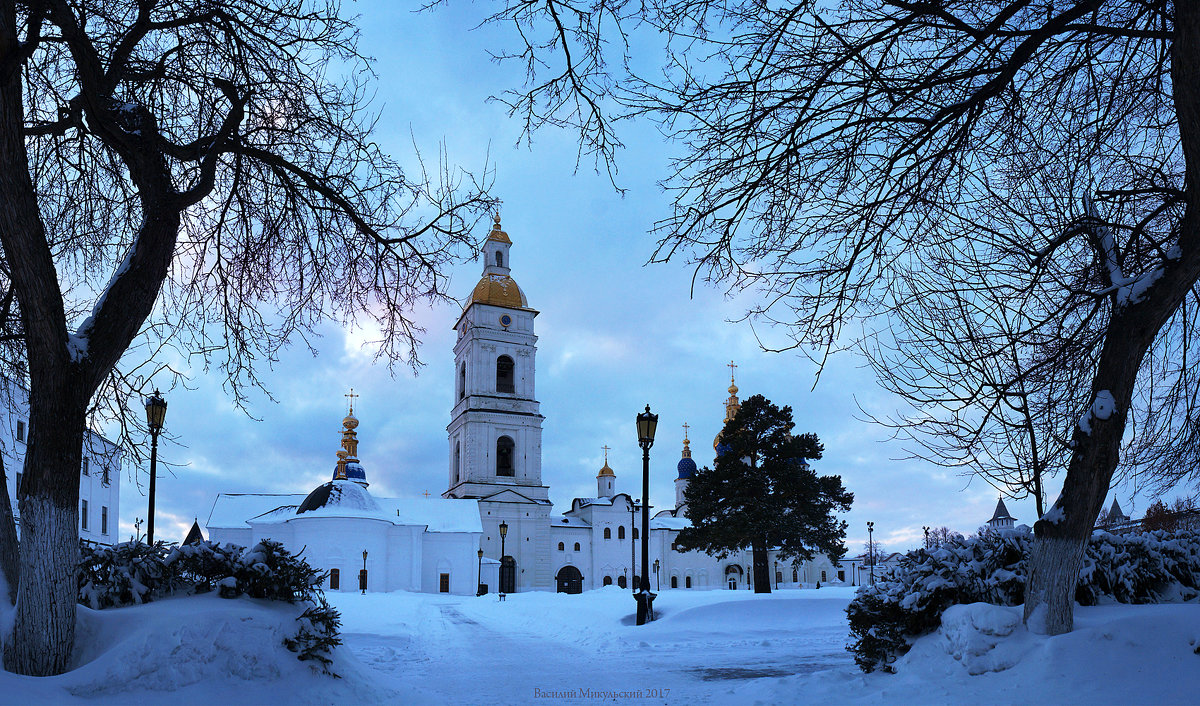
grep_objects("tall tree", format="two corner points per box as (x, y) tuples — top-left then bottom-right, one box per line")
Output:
(0, 0), (492, 675)
(468, 0), (1197, 635)
(677, 394), (852, 594)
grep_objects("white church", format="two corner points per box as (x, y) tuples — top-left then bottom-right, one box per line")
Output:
(207, 216), (841, 594)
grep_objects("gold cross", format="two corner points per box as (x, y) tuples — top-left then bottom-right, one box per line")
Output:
(728, 360), (738, 381)
(601, 445), (611, 463)
(345, 388), (359, 414)
(682, 422), (690, 442)
(423, 490), (431, 498)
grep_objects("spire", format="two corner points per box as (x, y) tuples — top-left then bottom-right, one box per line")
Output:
(487, 212), (512, 244)
(333, 390), (368, 485)
(681, 422), (692, 459)
(597, 444), (615, 477)
(725, 360), (740, 422)
(1109, 497), (1126, 520)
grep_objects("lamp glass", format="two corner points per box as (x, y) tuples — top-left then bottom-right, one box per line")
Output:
(499, 521), (508, 538)
(636, 405), (659, 444)
(145, 389), (168, 431)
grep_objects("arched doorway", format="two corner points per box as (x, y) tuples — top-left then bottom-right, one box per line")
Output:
(725, 564), (743, 590)
(555, 566), (583, 594)
(500, 556), (517, 594)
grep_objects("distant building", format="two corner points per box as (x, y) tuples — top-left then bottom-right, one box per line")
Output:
(1, 379), (122, 545)
(986, 497), (1017, 531)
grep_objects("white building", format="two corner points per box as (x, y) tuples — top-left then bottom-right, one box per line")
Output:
(208, 215), (842, 594)
(1, 379), (122, 545)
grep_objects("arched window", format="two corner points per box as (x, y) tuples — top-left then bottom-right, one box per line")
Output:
(329, 568), (340, 590)
(458, 364), (466, 400)
(632, 528), (639, 540)
(792, 568), (798, 583)
(685, 576), (692, 588)
(617, 575), (627, 589)
(496, 436), (515, 476)
(496, 355), (515, 393)
(558, 542), (565, 551)
(603, 527), (611, 540)
(821, 570), (827, 582)
(453, 442), (461, 485)
(603, 576), (612, 586)
(574, 542), (581, 551)
(495, 250), (504, 268)
(617, 526), (625, 540)
(671, 576), (678, 588)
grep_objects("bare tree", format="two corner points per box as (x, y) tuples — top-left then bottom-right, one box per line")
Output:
(468, 0), (1196, 635)
(0, 0), (493, 675)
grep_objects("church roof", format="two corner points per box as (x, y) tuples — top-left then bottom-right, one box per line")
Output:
(1109, 498), (1127, 520)
(208, 489), (481, 533)
(467, 274), (528, 309)
(990, 497), (1016, 522)
(183, 520), (205, 545)
(297, 479), (381, 515)
(486, 214), (511, 244)
(207, 493), (299, 529)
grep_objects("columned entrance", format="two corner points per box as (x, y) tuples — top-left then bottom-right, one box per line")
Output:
(555, 565), (583, 594)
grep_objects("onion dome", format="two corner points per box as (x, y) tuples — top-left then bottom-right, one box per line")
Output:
(677, 424), (697, 479)
(597, 445), (615, 477)
(487, 213), (511, 244)
(715, 361), (742, 451)
(329, 391), (368, 486)
(297, 479), (381, 515)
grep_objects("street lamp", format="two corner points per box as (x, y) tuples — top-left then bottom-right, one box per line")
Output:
(144, 389), (167, 544)
(867, 521), (875, 585)
(774, 559), (779, 590)
(360, 550), (368, 594)
(654, 559), (660, 591)
(477, 548), (484, 596)
(635, 404), (658, 625)
(499, 520), (509, 599)
(630, 499), (637, 598)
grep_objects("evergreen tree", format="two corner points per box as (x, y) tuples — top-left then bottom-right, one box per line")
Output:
(677, 394), (853, 593)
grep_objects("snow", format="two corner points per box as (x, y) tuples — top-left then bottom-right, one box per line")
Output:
(1, 586), (1197, 704)
(1092, 390), (1116, 420)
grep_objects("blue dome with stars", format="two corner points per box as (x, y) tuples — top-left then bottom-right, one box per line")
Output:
(677, 456), (697, 479)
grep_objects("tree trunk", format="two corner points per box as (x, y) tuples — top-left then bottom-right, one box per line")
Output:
(2, 385), (87, 675)
(752, 540), (770, 594)
(1023, 535), (1086, 634)
(0, 455), (19, 605)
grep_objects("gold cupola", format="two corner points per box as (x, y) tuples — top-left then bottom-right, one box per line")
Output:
(597, 444), (615, 478)
(332, 389), (368, 486)
(465, 213), (530, 310)
(714, 361), (741, 451)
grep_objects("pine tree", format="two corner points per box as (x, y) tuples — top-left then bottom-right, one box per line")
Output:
(677, 394), (853, 593)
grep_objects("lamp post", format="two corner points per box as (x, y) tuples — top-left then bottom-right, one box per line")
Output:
(477, 548), (484, 596)
(654, 559), (660, 591)
(635, 404), (658, 625)
(774, 559), (779, 590)
(867, 521), (875, 585)
(923, 525), (930, 549)
(630, 499), (637, 598)
(143, 390), (167, 545)
(499, 520), (509, 599)
(360, 550), (368, 594)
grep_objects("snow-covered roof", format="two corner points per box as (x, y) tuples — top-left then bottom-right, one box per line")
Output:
(554, 516), (591, 528)
(208, 488), (481, 534)
(650, 515), (691, 531)
(990, 497), (1016, 522)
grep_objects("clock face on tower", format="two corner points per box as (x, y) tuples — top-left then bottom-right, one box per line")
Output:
(500, 314), (513, 328)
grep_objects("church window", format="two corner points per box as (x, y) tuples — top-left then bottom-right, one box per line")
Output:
(603, 576), (612, 586)
(496, 356), (515, 393)
(603, 527), (611, 540)
(496, 436), (515, 476)
(792, 568), (798, 583)
(617, 575), (627, 589)
(330, 569), (340, 590)
(440, 573), (450, 593)
(671, 576), (678, 588)
(574, 542), (581, 552)
(16, 420), (24, 442)
(495, 250), (504, 268)
(821, 570), (827, 582)
(632, 528), (639, 540)
(458, 364), (466, 400)
(617, 526), (625, 540)
(776, 571), (783, 584)
(558, 542), (564, 551)
(838, 570), (845, 582)
(686, 576), (692, 588)
(81, 499), (88, 530)
(82, 458), (89, 476)
(453, 442), (461, 484)
(101, 506), (108, 535)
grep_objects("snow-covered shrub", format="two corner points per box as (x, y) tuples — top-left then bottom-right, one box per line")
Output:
(78, 540), (180, 609)
(79, 539), (341, 675)
(847, 528), (1200, 673)
(283, 595), (343, 676)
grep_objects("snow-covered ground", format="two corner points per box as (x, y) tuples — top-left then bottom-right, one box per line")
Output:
(0, 586), (1196, 704)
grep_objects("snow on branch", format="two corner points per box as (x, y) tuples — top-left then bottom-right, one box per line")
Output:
(1078, 390), (1117, 435)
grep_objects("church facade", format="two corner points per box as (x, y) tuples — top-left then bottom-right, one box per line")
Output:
(207, 215), (840, 594)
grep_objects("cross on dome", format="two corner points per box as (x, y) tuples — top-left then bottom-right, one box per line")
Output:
(345, 388), (359, 415)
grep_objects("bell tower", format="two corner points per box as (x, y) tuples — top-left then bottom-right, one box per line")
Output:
(444, 215), (548, 502)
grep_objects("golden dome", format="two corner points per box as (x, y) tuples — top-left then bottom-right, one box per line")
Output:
(487, 214), (511, 244)
(597, 463), (615, 478)
(468, 274), (528, 309)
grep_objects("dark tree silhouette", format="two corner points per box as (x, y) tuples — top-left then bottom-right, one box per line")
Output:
(465, 0), (1197, 635)
(0, 0), (492, 675)
(677, 394), (852, 594)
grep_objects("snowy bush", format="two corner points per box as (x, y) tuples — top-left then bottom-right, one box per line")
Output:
(79, 539), (341, 674)
(847, 528), (1200, 673)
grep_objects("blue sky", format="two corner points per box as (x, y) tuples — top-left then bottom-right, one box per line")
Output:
(119, 1), (1105, 554)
